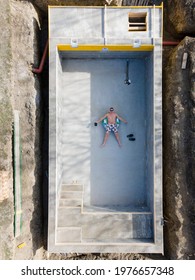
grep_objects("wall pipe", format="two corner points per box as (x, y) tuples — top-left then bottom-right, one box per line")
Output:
(32, 39), (49, 74)
(163, 41), (180, 46)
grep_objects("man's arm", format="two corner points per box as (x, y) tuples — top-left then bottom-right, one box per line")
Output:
(116, 114), (128, 123)
(96, 113), (108, 123)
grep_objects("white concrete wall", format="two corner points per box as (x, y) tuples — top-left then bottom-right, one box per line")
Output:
(49, 7), (162, 40)
(56, 52), (64, 196)
(145, 53), (154, 211)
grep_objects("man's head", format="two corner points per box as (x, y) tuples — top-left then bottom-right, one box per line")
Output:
(109, 107), (114, 112)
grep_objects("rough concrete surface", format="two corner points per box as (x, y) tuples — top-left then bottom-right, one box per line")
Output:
(33, 0), (107, 13)
(31, 0), (156, 13)
(0, 0), (195, 260)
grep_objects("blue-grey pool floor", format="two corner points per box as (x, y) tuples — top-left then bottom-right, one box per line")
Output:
(55, 57), (154, 249)
(60, 58), (148, 208)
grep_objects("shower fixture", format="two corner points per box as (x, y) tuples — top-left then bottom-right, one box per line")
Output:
(124, 60), (131, 85)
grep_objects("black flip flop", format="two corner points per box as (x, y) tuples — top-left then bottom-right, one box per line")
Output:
(127, 134), (134, 138)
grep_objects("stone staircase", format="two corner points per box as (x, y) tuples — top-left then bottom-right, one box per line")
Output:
(56, 184), (153, 244)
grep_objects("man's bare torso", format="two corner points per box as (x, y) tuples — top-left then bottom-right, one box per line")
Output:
(106, 112), (118, 124)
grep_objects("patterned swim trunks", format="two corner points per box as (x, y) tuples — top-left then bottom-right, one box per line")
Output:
(105, 124), (118, 133)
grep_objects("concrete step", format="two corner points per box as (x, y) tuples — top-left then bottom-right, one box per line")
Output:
(82, 238), (154, 244)
(57, 207), (153, 240)
(58, 199), (82, 207)
(61, 184), (83, 192)
(60, 191), (83, 199)
(81, 213), (153, 239)
(58, 207), (82, 227)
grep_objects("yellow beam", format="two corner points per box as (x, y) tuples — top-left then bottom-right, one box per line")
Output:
(57, 45), (154, 52)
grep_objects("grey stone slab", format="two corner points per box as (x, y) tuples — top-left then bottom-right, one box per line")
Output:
(49, 7), (103, 39)
(56, 228), (81, 243)
(58, 199), (82, 207)
(81, 238), (153, 244)
(49, 7), (162, 40)
(61, 184), (83, 192)
(82, 213), (153, 239)
(83, 205), (150, 213)
(58, 212), (82, 227)
(60, 191), (83, 199)
(49, 241), (163, 254)
(58, 207), (81, 215)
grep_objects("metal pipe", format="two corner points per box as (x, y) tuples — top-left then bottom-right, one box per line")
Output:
(32, 39), (49, 74)
(14, 110), (22, 237)
(104, 5), (107, 45)
(124, 60), (131, 85)
(163, 41), (180, 46)
(31, 39), (179, 75)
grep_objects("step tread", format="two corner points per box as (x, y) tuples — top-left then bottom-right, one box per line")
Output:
(61, 184), (83, 192)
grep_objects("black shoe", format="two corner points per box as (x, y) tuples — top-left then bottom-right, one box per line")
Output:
(129, 138), (135, 141)
(127, 134), (134, 138)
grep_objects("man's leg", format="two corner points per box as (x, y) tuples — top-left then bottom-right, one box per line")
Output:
(114, 132), (122, 147)
(101, 131), (110, 147)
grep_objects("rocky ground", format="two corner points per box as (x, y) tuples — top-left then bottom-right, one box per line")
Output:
(0, 0), (195, 260)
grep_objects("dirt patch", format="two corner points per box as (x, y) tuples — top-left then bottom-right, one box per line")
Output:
(163, 37), (195, 259)
(164, 0), (195, 37)
(11, 0), (43, 259)
(0, 0), (44, 260)
(0, 0), (14, 260)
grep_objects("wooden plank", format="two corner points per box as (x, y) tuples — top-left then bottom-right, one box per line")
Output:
(129, 26), (146, 31)
(14, 110), (22, 237)
(181, 52), (188, 69)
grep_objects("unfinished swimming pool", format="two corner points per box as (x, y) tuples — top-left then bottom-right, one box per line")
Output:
(48, 5), (163, 253)
(57, 50), (154, 212)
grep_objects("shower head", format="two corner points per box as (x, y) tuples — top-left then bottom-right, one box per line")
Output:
(124, 79), (131, 85)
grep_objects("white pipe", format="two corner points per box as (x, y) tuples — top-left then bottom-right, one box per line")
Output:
(153, 4), (156, 39)
(104, 5), (107, 45)
(14, 110), (22, 237)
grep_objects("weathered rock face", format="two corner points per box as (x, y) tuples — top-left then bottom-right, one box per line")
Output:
(30, 0), (157, 13)
(10, 0), (43, 259)
(164, 37), (195, 259)
(165, 0), (195, 36)
(0, 0), (14, 260)
(0, 0), (43, 260)
(32, 0), (106, 13)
